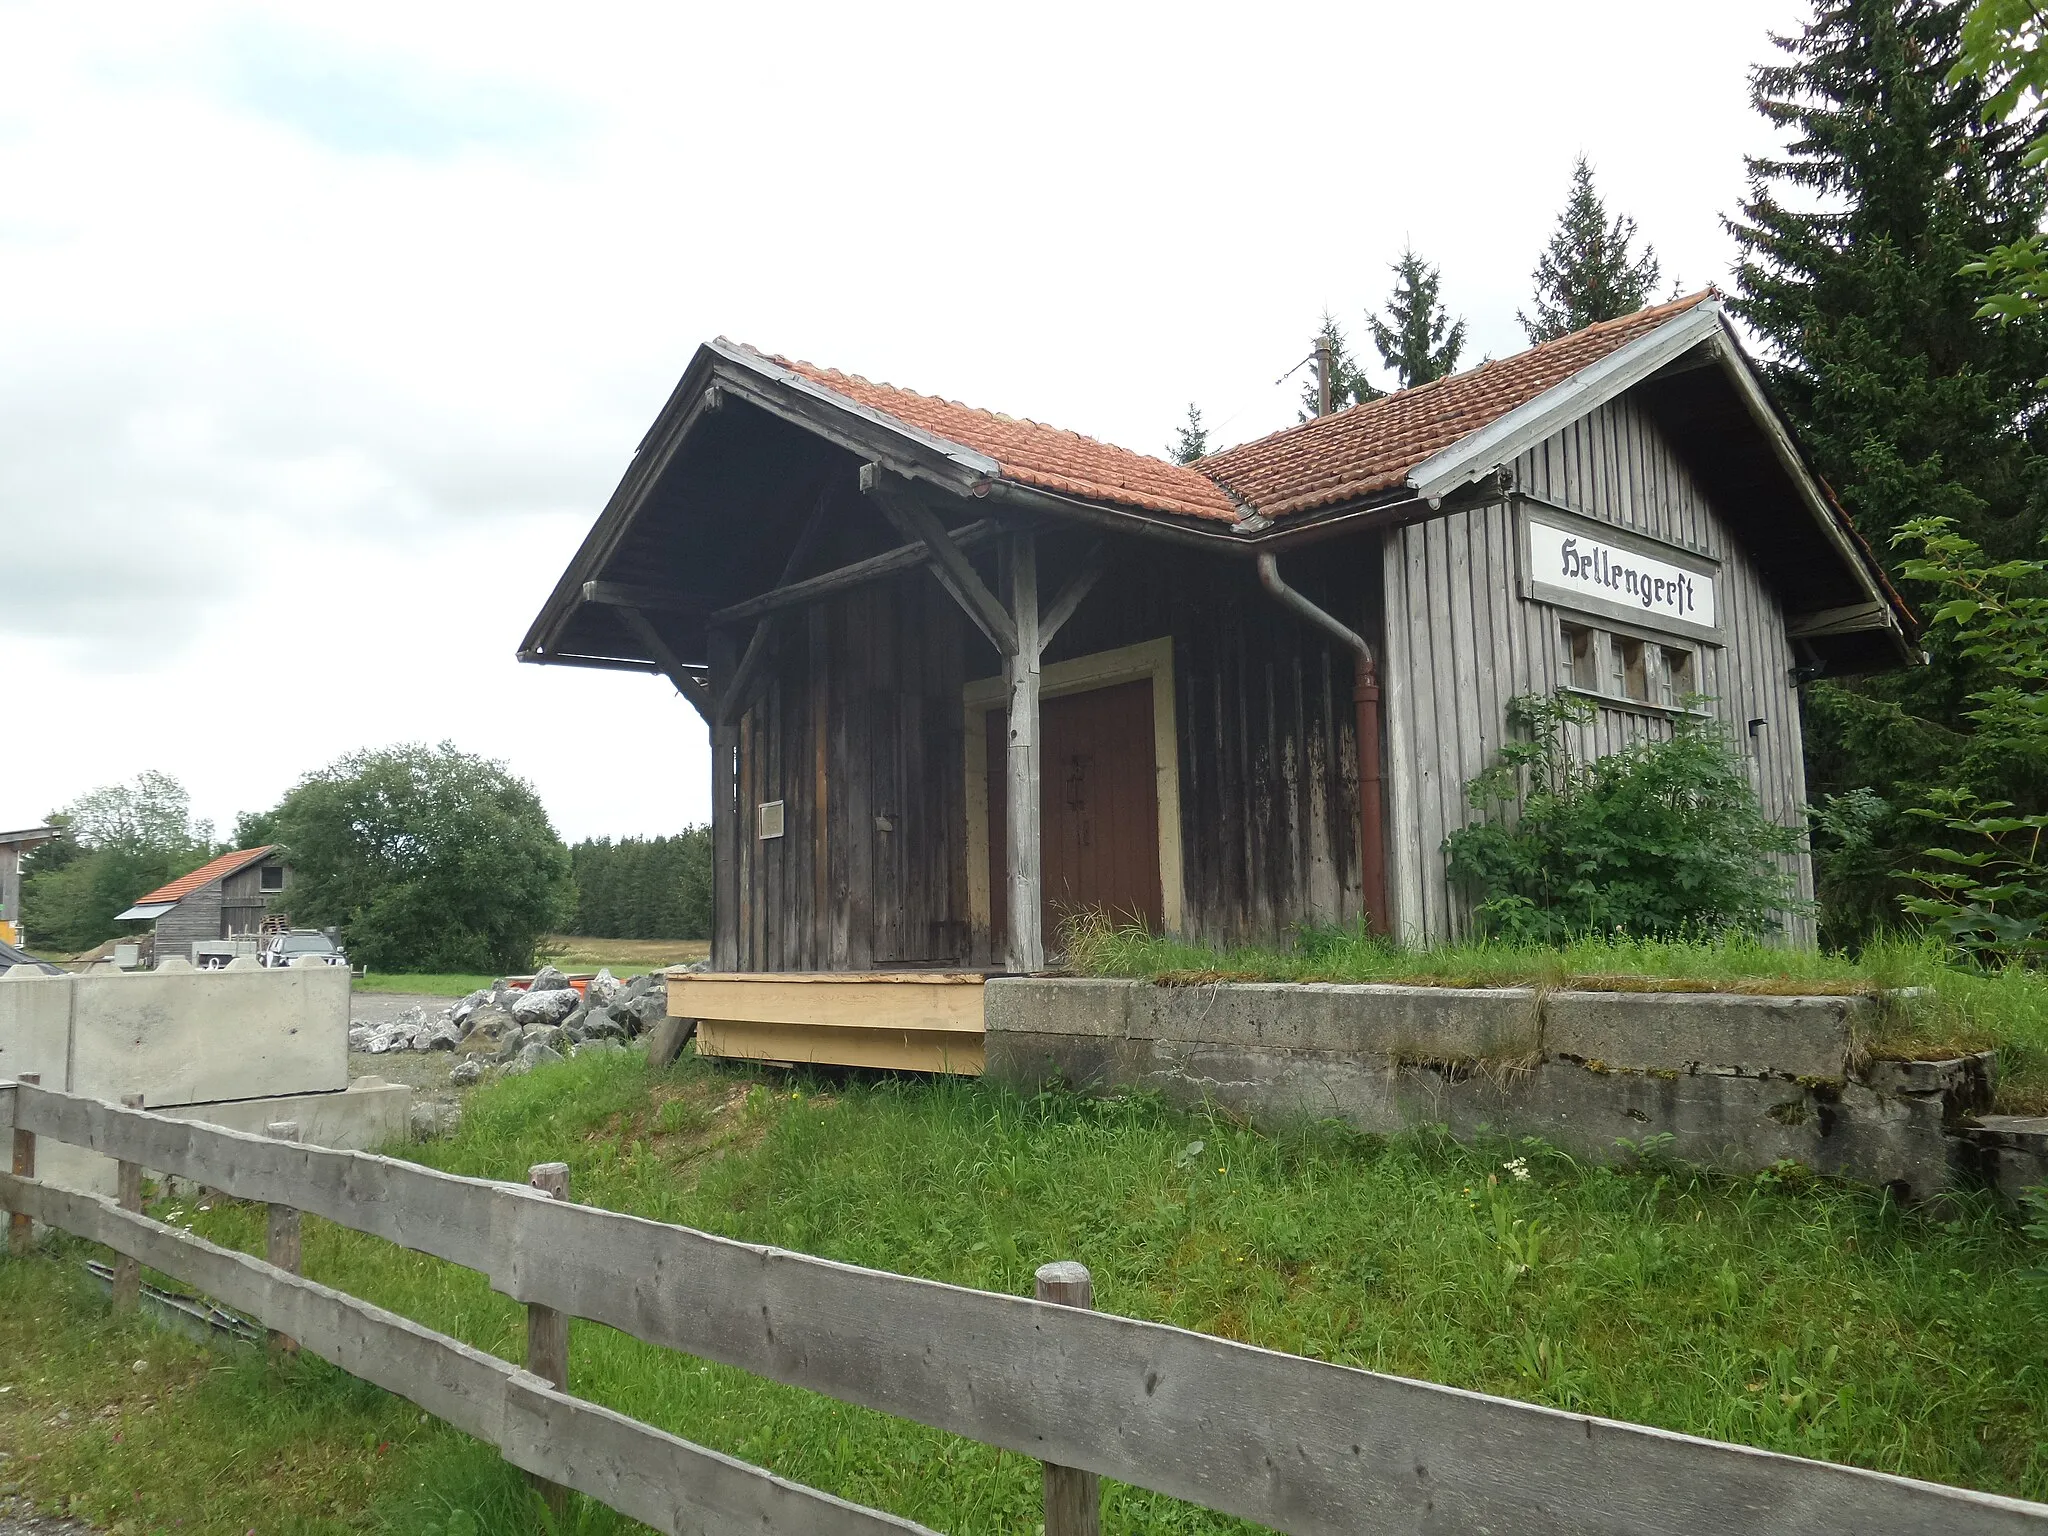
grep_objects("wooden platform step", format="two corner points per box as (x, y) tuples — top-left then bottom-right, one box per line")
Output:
(665, 971), (988, 1075)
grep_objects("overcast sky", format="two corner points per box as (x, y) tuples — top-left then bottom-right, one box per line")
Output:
(2, 0), (1809, 844)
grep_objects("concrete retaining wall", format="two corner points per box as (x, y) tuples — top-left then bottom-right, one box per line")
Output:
(985, 979), (1989, 1200)
(0, 963), (348, 1105)
(0, 962), (396, 1197)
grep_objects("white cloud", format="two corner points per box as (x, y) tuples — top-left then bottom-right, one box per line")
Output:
(0, 0), (1806, 841)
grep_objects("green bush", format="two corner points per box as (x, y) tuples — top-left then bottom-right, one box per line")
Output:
(1445, 692), (1802, 943)
(264, 742), (571, 974)
(1893, 516), (2048, 964)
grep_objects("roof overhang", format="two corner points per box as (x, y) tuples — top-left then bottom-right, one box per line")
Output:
(523, 304), (1917, 684)
(1405, 302), (1915, 671)
(114, 903), (174, 923)
(0, 826), (59, 849)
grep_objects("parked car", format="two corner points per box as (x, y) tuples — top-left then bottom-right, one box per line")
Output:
(258, 929), (348, 968)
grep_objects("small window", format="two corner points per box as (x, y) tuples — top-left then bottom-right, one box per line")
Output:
(1560, 622), (1598, 690)
(260, 865), (285, 892)
(1614, 637), (1648, 701)
(1662, 646), (1695, 705)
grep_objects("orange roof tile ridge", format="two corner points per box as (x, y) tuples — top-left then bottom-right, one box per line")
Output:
(759, 349), (1189, 470)
(1203, 290), (1717, 466)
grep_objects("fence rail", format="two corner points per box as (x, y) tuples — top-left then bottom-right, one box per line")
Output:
(2, 1078), (2044, 1536)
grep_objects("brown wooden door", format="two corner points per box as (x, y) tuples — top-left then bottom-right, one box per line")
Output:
(989, 677), (1163, 950)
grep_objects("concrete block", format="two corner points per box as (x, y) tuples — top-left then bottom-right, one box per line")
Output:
(1862, 1052), (1995, 1109)
(985, 978), (1541, 1060)
(1541, 990), (1866, 1080)
(156, 1080), (412, 1151)
(32, 1082), (414, 1201)
(66, 965), (349, 1106)
(0, 968), (75, 1088)
(984, 978), (1139, 1039)
(1959, 1115), (2048, 1206)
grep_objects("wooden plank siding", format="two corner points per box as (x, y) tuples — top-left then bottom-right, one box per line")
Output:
(714, 541), (1377, 968)
(1381, 392), (1815, 944)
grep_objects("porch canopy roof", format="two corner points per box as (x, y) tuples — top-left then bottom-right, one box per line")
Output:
(520, 294), (1916, 687)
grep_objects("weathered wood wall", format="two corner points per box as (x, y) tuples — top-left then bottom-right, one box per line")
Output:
(1380, 391), (1814, 944)
(713, 538), (1377, 968)
(715, 569), (972, 972)
(153, 885), (225, 961)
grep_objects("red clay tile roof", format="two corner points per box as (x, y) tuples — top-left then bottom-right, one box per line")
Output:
(762, 353), (1244, 523)
(742, 293), (1715, 528)
(134, 846), (278, 907)
(1199, 292), (1717, 520)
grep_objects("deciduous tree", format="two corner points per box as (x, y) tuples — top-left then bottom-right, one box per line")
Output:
(265, 742), (571, 974)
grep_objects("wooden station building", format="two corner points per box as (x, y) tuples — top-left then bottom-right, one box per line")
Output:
(522, 293), (1915, 1070)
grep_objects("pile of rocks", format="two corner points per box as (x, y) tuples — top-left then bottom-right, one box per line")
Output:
(349, 965), (689, 1082)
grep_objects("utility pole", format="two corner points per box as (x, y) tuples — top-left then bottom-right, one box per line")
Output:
(1314, 334), (1333, 417)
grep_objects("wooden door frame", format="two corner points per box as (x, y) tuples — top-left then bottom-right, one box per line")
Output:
(962, 636), (1185, 949)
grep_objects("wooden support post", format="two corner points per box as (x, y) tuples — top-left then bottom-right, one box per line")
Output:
(1034, 1261), (1101, 1536)
(113, 1093), (144, 1312)
(265, 1121), (302, 1355)
(8, 1073), (37, 1258)
(526, 1161), (572, 1520)
(1005, 532), (1044, 973)
(708, 629), (740, 972)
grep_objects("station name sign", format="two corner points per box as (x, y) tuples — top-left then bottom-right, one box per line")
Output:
(1527, 517), (1717, 632)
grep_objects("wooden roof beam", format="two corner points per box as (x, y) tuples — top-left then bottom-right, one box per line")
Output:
(613, 607), (716, 728)
(861, 465), (1018, 656)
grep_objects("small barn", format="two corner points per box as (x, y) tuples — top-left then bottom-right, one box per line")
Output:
(521, 294), (1913, 1062)
(117, 845), (292, 963)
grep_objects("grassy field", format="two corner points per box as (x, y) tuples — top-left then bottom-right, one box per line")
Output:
(4, 1048), (2048, 1533)
(356, 937), (710, 996)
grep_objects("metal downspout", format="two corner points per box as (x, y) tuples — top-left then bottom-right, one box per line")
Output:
(1255, 553), (1389, 936)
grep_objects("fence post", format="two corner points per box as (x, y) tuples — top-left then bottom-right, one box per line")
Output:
(113, 1094), (144, 1312)
(265, 1121), (302, 1356)
(8, 1073), (38, 1258)
(527, 1162), (572, 1520)
(1035, 1260), (1101, 1536)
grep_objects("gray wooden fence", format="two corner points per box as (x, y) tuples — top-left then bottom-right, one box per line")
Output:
(1, 1077), (2043, 1536)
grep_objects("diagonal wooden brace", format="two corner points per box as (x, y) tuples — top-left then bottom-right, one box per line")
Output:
(862, 467), (1018, 656)
(615, 607), (717, 728)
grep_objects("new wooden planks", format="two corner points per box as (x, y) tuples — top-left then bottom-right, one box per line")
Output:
(0, 1171), (931, 1536)
(670, 974), (985, 1034)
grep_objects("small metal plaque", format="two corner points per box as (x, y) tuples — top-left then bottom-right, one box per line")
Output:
(757, 800), (786, 840)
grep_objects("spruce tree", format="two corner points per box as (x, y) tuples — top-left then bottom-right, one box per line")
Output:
(1519, 157), (1663, 341)
(1726, 0), (2048, 942)
(1169, 404), (1210, 464)
(1367, 247), (1468, 388)
(1297, 311), (1382, 421)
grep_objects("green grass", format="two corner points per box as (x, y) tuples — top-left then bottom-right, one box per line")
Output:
(356, 972), (500, 997)
(1063, 921), (2048, 1112)
(5, 1050), (2048, 1532)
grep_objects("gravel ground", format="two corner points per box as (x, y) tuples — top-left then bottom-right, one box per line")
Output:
(346, 991), (473, 1122)
(0, 1494), (98, 1534)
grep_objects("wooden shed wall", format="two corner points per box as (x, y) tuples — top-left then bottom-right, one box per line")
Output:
(1380, 392), (1814, 944)
(712, 541), (1376, 970)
